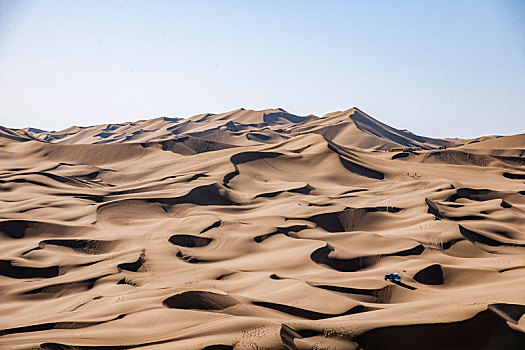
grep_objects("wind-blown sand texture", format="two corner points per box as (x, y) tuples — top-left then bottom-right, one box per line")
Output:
(1, 108), (524, 349)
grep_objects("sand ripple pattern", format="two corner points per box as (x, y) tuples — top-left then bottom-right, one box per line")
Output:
(1, 115), (525, 349)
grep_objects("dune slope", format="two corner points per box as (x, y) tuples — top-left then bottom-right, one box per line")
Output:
(23, 107), (451, 151)
(1, 109), (524, 349)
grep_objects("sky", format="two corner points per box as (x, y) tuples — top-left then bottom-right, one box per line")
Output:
(0, 0), (524, 138)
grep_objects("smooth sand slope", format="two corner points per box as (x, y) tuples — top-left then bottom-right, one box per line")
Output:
(1, 109), (524, 349)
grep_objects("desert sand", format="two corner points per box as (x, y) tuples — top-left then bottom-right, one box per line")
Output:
(1, 108), (524, 349)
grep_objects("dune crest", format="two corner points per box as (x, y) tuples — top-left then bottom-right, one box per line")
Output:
(15, 107), (453, 151)
(1, 108), (524, 349)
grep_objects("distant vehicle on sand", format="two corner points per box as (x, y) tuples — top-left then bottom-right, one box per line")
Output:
(384, 272), (402, 282)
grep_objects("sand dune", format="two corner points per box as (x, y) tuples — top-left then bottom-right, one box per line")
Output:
(455, 134), (525, 158)
(21, 107), (450, 151)
(1, 108), (524, 349)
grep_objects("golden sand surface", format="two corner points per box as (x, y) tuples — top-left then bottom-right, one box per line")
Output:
(1, 108), (524, 349)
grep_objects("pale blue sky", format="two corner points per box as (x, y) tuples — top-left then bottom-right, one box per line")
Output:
(1, 0), (524, 138)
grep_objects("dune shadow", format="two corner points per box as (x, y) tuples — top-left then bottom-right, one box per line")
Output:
(354, 308), (525, 350)
(0, 260), (59, 279)
(163, 291), (237, 310)
(168, 234), (212, 248)
(253, 301), (365, 320)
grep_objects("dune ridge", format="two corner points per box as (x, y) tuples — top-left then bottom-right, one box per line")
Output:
(16, 107), (452, 151)
(1, 108), (524, 349)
